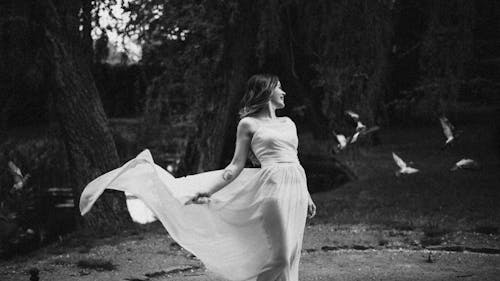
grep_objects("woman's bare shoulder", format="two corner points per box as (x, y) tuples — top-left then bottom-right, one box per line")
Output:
(281, 116), (294, 123)
(238, 117), (259, 132)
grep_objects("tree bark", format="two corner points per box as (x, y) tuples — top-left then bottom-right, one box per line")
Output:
(0, 0), (132, 232)
(181, 1), (259, 173)
(44, 0), (132, 231)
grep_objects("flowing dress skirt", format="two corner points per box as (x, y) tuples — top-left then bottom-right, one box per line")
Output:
(80, 150), (310, 281)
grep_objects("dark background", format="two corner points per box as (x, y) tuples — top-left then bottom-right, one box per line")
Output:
(0, 0), (499, 258)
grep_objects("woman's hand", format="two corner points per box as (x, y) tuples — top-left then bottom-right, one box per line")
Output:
(185, 192), (211, 205)
(307, 199), (316, 218)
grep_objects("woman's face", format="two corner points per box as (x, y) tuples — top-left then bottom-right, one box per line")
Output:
(269, 81), (286, 109)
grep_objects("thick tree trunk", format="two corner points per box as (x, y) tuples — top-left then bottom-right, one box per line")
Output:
(43, 0), (132, 231)
(182, 1), (259, 173)
(0, 0), (132, 232)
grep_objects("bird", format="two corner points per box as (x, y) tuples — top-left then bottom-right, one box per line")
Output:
(350, 131), (361, 144)
(345, 110), (367, 132)
(345, 110), (381, 137)
(439, 116), (462, 149)
(331, 130), (361, 155)
(392, 152), (419, 176)
(7, 161), (30, 192)
(450, 159), (480, 171)
(332, 130), (350, 151)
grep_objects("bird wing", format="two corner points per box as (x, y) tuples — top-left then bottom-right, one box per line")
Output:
(345, 110), (359, 120)
(7, 161), (23, 177)
(361, 126), (380, 135)
(338, 134), (347, 148)
(392, 152), (407, 169)
(439, 117), (453, 139)
(405, 167), (419, 174)
(457, 159), (475, 167)
(350, 132), (360, 143)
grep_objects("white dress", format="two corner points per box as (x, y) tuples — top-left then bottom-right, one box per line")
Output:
(79, 117), (310, 281)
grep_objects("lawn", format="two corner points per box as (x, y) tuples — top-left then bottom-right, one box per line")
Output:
(306, 105), (500, 248)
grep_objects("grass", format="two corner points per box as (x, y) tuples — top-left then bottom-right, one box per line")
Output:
(474, 225), (499, 235)
(307, 106), (500, 240)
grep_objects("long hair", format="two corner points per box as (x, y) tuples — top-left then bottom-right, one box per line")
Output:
(238, 74), (280, 118)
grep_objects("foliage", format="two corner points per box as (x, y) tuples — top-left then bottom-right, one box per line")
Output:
(417, 0), (475, 117)
(113, 0), (494, 171)
(116, 0), (239, 172)
(300, 0), (393, 131)
(116, 0), (395, 150)
(388, 0), (484, 123)
(0, 134), (70, 204)
(0, 132), (71, 256)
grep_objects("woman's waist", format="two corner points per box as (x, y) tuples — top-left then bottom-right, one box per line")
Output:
(259, 157), (300, 168)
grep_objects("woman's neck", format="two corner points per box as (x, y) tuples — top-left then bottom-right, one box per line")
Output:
(254, 104), (277, 120)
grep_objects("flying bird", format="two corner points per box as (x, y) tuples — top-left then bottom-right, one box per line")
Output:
(350, 131), (361, 144)
(7, 161), (30, 191)
(392, 152), (419, 176)
(333, 132), (349, 150)
(345, 110), (367, 132)
(345, 110), (381, 136)
(331, 131), (351, 154)
(331, 129), (364, 149)
(439, 116), (461, 149)
(450, 159), (480, 171)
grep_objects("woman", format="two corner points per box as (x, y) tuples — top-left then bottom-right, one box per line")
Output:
(79, 74), (316, 281)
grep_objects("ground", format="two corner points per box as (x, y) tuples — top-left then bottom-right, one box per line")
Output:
(0, 225), (499, 281)
(1, 104), (499, 280)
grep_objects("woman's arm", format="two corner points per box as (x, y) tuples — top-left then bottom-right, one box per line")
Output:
(187, 118), (255, 204)
(218, 118), (254, 186)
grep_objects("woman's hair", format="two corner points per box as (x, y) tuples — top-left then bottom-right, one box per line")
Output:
(239, 74), (280, 118)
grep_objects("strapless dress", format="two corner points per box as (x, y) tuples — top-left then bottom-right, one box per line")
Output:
(80, 117), (310, 281)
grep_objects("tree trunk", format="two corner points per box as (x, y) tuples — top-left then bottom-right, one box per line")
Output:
(181, 1), (259, 173)
(44, 0), (132, 231)
(0, 0), (132, 232)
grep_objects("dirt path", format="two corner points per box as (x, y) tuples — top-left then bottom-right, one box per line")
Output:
(1, 224), (499, 281)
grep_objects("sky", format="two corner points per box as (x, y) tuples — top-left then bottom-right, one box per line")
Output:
(92, 0), (142, 63)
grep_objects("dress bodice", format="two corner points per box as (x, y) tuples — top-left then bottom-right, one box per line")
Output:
(250, 117), (299, 167)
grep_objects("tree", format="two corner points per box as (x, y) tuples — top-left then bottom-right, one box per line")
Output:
(128, 0), (260, 173)
(127, 0), (393, 173)
(0, 0), (132, 232)
(418, 0), (475, 116)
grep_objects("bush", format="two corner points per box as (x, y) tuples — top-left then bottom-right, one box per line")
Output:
(0, 132), (72, 257)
